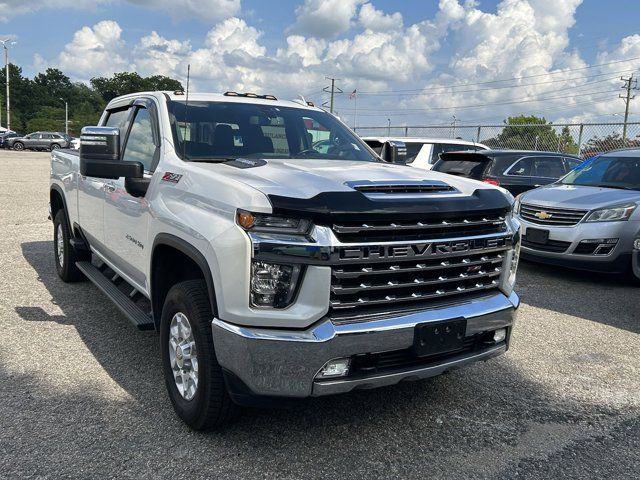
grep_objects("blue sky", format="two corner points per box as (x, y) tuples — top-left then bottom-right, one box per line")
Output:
(2, 0), (640, 126)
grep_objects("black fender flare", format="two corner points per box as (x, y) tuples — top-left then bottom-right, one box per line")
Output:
(50, 184), (72, 231)
(150, 233), (218, 322)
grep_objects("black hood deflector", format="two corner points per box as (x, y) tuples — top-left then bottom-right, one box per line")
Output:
(268, 188), (511, 223)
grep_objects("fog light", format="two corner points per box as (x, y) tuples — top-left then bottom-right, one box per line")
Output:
(317, 358), (351, 379)
(250, 261), (302, 308)
(493, 328), (507, 343)
(634, 238), (640, 250)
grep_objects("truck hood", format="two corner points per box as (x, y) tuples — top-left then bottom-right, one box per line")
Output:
(522, 184), (640, 210)
(214, 158), (497, 198)
(196, 158), (512, 222)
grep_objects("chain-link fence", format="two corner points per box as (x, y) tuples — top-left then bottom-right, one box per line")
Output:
(354, 122), (640, 158)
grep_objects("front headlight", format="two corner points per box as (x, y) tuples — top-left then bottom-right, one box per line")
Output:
(499, 230), (520, 296)
(512, 195), (522, 215)
(585, 204), (636, 222)
(237, 210), (312, 235)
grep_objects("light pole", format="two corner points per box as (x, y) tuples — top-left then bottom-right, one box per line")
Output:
(0, 39), (16, 132)
(59, 98), (68, 134)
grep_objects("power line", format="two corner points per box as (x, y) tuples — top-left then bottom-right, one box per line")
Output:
(340, 87), (620, 113)
(356, 70), (633, 97)
(355, 56), (640, 94)
(351, 92), (618, 117)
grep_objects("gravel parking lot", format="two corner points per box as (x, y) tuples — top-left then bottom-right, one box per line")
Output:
(0, 150), (638, 479)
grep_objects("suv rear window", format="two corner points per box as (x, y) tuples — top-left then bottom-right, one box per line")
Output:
(433, 153), (493, 179)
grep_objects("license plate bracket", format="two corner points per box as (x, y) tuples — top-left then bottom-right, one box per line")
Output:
(413, 318), (467, 357)
(525, 227), (549, 244)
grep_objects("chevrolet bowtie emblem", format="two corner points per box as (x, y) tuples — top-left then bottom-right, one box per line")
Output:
(535, 211), (552, 220)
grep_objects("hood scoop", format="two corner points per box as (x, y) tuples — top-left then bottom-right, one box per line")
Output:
(347, 180), (456, 196)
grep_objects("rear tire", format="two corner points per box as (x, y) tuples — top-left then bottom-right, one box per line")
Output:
(13, 142), (24, 151)
(160, 280), (238, 430)
(53, 210), (85, 282)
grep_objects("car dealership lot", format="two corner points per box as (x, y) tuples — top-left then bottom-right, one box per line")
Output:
(0, 150), (638, 479)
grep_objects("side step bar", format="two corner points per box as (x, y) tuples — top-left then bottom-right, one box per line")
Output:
(76, 261), (155, 331)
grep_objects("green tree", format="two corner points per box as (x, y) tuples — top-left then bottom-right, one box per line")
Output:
(557, 125), (579, 154)
(26, 106), (66, 132)
(484, 115), (561, 151)
(90, 72), (183, 103)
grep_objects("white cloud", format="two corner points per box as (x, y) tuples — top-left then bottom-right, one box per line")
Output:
(0, 0), (240, 22)
(289, 0), (365, 38)
(358, 3), (402, 31)
(57, 20), (129, 79)
(38, 1), (640, 126)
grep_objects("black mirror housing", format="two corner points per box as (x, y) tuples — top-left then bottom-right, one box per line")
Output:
(382, 140), (408, 164)
(80, 126), (143, 180)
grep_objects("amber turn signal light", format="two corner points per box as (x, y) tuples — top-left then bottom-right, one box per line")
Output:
(237, 210), (255, 229)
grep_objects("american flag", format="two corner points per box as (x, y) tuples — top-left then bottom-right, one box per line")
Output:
(349, 89), (357, 99)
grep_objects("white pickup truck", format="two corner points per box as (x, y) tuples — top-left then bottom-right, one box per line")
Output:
(50, 91), (521, 430)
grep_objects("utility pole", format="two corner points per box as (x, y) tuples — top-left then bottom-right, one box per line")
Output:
(0, 39), (16, 132)
(620, 74), (638, 142)
(322, 76), (342, 113)
(60, 98), (68, 135)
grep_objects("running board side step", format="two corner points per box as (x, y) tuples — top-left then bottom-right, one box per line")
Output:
(76, 261), (155, 331)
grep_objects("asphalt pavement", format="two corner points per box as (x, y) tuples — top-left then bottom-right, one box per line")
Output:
(0, 150), (638, 479)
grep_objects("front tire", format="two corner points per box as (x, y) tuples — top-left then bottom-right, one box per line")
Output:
(160, 280), (238, 430)
(53, 210), (85, 282)
(50, 143), (61, 150)
(13, 142), (24, 151)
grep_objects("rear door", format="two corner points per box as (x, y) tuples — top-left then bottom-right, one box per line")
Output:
(500, 156), (534, 195)
(530, 156), (567, 187)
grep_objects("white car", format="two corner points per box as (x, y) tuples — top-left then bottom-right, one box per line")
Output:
(362, 136), (489, 170)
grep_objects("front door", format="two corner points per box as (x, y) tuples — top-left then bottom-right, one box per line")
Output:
(78, 106), (132, 253)
(102, 102), (159, 292)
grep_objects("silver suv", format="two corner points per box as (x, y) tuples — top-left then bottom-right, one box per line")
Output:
(8, 131), (71, 151)
(514, 149), (640, 275)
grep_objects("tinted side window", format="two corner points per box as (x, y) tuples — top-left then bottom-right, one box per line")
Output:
(533, 157), (565, 178)
(122, 108), (156, 172)
(105, 108), (131, 130)
(564, 158), (581, 172)
(404, 143), (424, 163)
(507, 158), (532, 176)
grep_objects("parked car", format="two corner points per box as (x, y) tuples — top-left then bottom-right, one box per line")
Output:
(362, 136), (489, 170)
(432, 150), (582, 195)
(514, 148), (640, 274)
(7, 131), (72, 151)
(0, 131), (21, 148)
(50, 90), (520, 430)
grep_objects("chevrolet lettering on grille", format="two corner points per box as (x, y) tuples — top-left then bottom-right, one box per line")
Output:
(338, 237), (509, 261)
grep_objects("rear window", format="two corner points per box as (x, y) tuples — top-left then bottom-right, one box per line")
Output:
(433, 153), (493, 179)
(430, 143), (484, 164)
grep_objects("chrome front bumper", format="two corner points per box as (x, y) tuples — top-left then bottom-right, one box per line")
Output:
(212, 291), (519, 399)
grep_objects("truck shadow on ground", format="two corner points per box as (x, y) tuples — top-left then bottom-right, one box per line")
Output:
(517, 260), (639, 334)
(14, 240), (632, 478)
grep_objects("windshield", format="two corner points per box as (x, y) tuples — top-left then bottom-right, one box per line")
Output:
(167, 100), (378, 162)
(560, 155), (640, 190)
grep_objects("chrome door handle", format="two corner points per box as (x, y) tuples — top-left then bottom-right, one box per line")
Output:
(104, 182), (116, 192)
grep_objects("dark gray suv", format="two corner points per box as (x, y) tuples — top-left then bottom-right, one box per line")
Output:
(8, 132), (71, 151)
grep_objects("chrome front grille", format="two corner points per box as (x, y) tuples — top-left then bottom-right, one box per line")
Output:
(332, 213), (507, 243)
(329, 245), (508, 320)
(520, 203), (587, 226)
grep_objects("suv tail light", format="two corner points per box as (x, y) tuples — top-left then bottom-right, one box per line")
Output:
(483, 178), (500, 186)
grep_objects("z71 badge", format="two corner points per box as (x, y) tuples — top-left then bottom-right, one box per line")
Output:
(162, 172), (183, 184)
